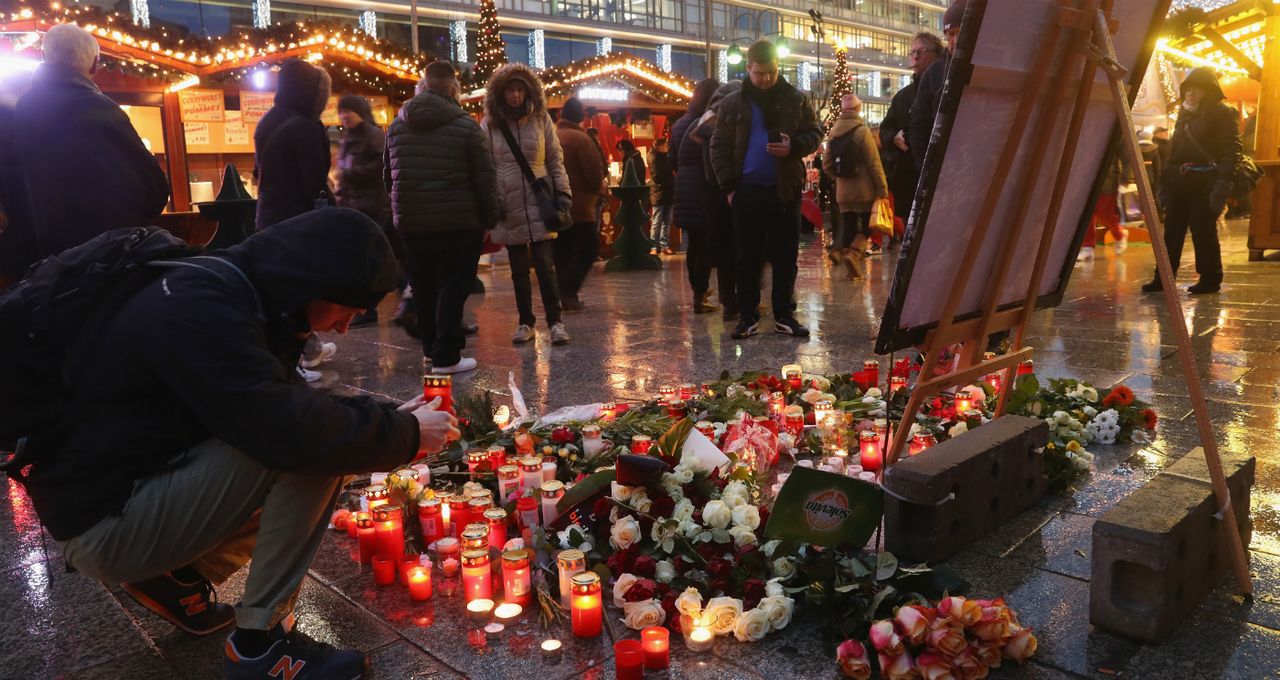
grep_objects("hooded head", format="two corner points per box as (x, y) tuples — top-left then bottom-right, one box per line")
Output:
(561, 97), (586, 124)
(484, 63), (546, 121)
(1179, 67), (1225, 111)
(688, 78), (720, 119)
(616, 138), (636, 155)
(230, 208), (401, 322)
(275, 59), (328, 118)
(337, 94), (373, 129)
(943, 0), (968, 50)
(708, 80), (743, 114)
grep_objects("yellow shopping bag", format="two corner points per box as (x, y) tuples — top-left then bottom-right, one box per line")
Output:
(869, 198), (894, 237)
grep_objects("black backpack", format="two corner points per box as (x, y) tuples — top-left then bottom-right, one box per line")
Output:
(829, 126), (862, 178)
(0, 227), (199, 481)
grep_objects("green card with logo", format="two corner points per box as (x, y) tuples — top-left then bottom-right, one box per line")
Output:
(764, 466), (883, 548)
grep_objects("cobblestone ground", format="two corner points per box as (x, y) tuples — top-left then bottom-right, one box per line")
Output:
(4, 221), (1279, 678)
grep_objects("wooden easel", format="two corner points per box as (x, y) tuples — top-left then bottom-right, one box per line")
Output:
(884, 0), (1252, 595)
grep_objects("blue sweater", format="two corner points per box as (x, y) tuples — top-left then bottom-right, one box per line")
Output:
(741, 101), (777, 187)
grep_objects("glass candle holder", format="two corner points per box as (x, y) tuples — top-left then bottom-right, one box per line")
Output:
(682, 614), (715, 652)
(493, 464), (520, 502)
(1017, 359), (1034, 376)
(540, 480), (565, 527)
(629, 435), (653, 455)
(679, 383), (697, 400)
(667, 399), (687, 420)
(466, 449), (489, 479)
(570, 571), (603, 638)
(461, 549), (493, 602)
(448, 496), (471, 539)
(373, 505), (404, 560)
(418, 498), (443, 544)
(461, 524), (489, 552)
(581, 424), (604, 456)
(519, 456), (543, 492)
(768, 391), (785, 417)
(985, 371), (1003, 393)
(407, 566), (432, 601)
(501, 548), (533, 606)
(422, 373), (454, 413)
(516, 495), (540, 532)
(486, 444), (507, 469)
(694, 420), (716, 440)
(356, 516), (378, 565)
(541, 458), (558, 484)
(468, 498), (493, 532)
(398, 554), (420, 583)
(371, 555), (396, 586)
(435, 536), (460, 563)
(658, 384), (677, 400)
(600, 402), (618, 421)
(909, 431), (931, 456)
(784, 406), (805, 437)
(615, 639), (644, 680)
(863, 359), (880, 385)
(859, 430), (882, 472)
(890, 375), (907, 394)
(813, 398), (834, 428)
(484, 508), (508, 550)
(556, 549), (586, 610)
(364, 484), (390, 512)
(781, 363), (803, 390)
(641, 626), (670, 670)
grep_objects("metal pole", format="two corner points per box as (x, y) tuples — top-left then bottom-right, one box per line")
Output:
(410, 0), (419, 54)
(704, 0), (715, 79)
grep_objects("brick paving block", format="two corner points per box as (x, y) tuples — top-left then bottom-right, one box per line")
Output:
(883, 415), (1049, 563)
(1090, 447), (1254, 642)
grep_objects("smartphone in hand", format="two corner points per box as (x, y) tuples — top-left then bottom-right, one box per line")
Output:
(768, 131), (782, 144)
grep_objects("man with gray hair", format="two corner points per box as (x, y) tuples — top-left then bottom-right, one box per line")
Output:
(12, 23), (169, 258)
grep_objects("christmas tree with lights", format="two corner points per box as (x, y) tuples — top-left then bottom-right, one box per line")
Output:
(823, 44), (851, 132)
(474, 0), (508, 84)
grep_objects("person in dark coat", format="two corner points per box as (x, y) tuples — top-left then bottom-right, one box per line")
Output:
(554, 97), (608, 311)
(12, 24), (169, 259)
(880, 32), (943, 222)
(618, 138), (648, 185)
(671, 78), (721, 313)
(0, 72), (37, 289)
(254, 58), (332, 231)
(385, 62), (499, 373)
(909, 0), (966, 171)
(25, 208), (459, 678)
(1141, 67), (1241, 295)
(648, 137), (676, 252)
(336, 94), (395, 327)
(711, 40), (822, 339)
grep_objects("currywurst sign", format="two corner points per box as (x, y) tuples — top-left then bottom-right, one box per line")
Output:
(764, 466), (882, 548)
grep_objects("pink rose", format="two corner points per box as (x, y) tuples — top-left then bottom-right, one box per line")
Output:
(877, 651), (917, 680)
(916, 652), (958, 680)
(937, 596), (982, 627)
(330, 509), (351, 530)
(836, 639), (872, 680)
(973, 642), (1003, 669)
(971, 608), (1010, 642)
(1002, 626), (1037, 663)
(869, 619), (905, 656)
(927, 620), (968, 658)
(952, 649), (989, 680)
(895, 604), (933, 646)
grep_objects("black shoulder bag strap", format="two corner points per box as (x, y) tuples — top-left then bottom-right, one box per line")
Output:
(496, 119), (541, 187)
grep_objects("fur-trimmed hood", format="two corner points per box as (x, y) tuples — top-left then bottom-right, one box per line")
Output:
(483, 63), (546, 121)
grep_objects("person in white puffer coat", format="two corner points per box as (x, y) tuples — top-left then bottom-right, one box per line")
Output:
(482, 63), (573, 346)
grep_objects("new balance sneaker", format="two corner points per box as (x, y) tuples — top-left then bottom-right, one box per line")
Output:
(731, 320), (759, 339)
(299, 342), (337, 369)
(121, 571), (234, 636)
(433, 357), (477, 374)
(224, 626), (367, 680)
(512, 324), (535, 344)
(550, 323), (571, 345)
(774, 317), (810, 338)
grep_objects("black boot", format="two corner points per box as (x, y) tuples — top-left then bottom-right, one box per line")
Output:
(1187, 279), (1221, 295)
(1140, 278), (1163, 293)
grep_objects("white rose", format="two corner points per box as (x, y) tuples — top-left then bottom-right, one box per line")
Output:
(732, 504), (761, 530)
(733, 606), (772, 642)
(704, 597), (743, 636)
(761, 539), (781, 557)
(672, 498), (696, 522)
(673, 465), (696, 484)
(702, 500), (732, 529)
(800, 388), (823, 405)
(679, 518), (703, 539)
(771, 557), (796, 580)
(613, 573), (638, 607)
(655, 559), (676, 583)
(757, 595), (795, 631)
(948, 421), (969, 438)
(730, 524), (758, 548)
(765, 578), (785, 598)
(622, 599), (666, 630)
(675, 586), (703, 618)
(611, 483), (633, 502)
(610, 515), (641, 551)
(865, 387), (883, 399)
(1082, 386), (1099, 402)
(630, 489), (653, 514)
(722, 490), (748, 509)
(651, 520), (677, 553)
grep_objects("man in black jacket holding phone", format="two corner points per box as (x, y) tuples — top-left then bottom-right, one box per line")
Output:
(710, 40), (821, 340)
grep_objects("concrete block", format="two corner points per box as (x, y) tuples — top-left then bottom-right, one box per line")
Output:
(883, 415), (1049, 563)
(1090, 447), (1254, 642)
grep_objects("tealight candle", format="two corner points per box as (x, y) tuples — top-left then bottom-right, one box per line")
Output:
(859, 430), (882, 472)
(797, 459), (814, 468)
(407, 566), (432, 600)
(519, 456), (543, 492)
(355, 516), (378, 565)
(540, 480), (565, 527)
(557, 549), (587, 609)
(629, 434), (653, 455)
(461, 549), (492, 602)
(859, 471), (878, 483)
(641, 626), (670, 670)
(688, 625), (713, 651)
(441, 557), (460, 577)
(496, 465), (521, 502)
(826, 454), (846, 475)
(614, 639), (644, 680)
(493, 602), (523, 623)
(570, 572), (603, 638)
(818, 464), (835, 473)
(484, 622), (505, 639)
(371, 555), (396, 586)
(541, 639), (563, 659)
(467, 598), (495, 620)
(484, 508), (509, 550)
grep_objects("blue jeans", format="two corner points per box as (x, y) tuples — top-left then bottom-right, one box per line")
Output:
(649, 203), (673, 249)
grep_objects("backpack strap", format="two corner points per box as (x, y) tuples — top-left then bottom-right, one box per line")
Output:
(149, 256), (265, 322)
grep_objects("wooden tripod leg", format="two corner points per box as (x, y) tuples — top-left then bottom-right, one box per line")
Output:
(1092, 9), (1252, 596)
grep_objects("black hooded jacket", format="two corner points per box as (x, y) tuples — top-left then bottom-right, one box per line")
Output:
(25, 208), (417, 541)
(254, 59), (331, 230)
(384, 89), (498, 234)
(335, 95), (391, 224)
(1163, 67), (1241, 188)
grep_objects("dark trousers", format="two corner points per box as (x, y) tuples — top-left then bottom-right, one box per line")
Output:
(404, 230), (483, 366)
(837, 211), (870, 248)
(552, 221), (598, 301)
(507, 241), (562, 328)
(732, 187), (799, 322)
(686, 224), (713, 296)
(714, 200), (738, 309)
(1162, 176), (1222, 285)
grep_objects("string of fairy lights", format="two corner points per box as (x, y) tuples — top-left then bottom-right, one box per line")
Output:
(473, 0), (507, 85)
(822, 46), (851, 132)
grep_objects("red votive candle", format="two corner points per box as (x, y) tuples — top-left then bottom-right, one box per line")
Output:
(614, 639), (644, 680)
(859, 430), (882, 472)
(422, 374), (454, 414)
(449, 496), (471, 539)
(407, 566), (432, 601)
(371, 555), (396, 586)
(373, 505), (404, 559)
(418, 498), (444, 544)
(347, 510), (367, 539)
(630, 435), (653, 455)
(356, 516), (378, 565)
(570, 572), (603, 638)
(484, 508), (509, 550)
(399, 554), (420, 583)
(641, 626), (670, 670)
(461, 549), (493, 602)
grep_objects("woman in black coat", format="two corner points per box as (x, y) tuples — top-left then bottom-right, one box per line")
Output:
(1142, 67), (1241, 295)
(254, 59), (332, 231)
(670, 78), (721, 313)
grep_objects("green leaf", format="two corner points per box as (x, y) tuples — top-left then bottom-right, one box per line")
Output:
(866, 585), (897, 619)
(875, 552), (899, 581)
(841, 556), (871, 579)
(657, 418), (695, 460)
(558, 469), (615, 513)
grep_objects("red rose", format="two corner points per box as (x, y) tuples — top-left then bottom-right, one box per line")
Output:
(551, 427), (574, 444)
(707, 558), (733, 580)
(607, 547), (636, 575)
(651, 496), (675, 520)
(696, 543), (721, 562)
(633, 555), (657, 578)
(624, 579), (656, 602)
(593, 497), (613, 520)
(744, 578), (767, 602)
(660, 593), (681, 631)
(672, 556), (686, 572)
(710, 578), (732, 595)
(736, 542), (760, 559)
(655, 582), (671, 596)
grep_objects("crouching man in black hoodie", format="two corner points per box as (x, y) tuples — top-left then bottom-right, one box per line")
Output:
(23, 208), (458, 679)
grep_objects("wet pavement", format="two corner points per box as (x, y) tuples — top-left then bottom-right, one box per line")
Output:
(4, 219), (1280, 678)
